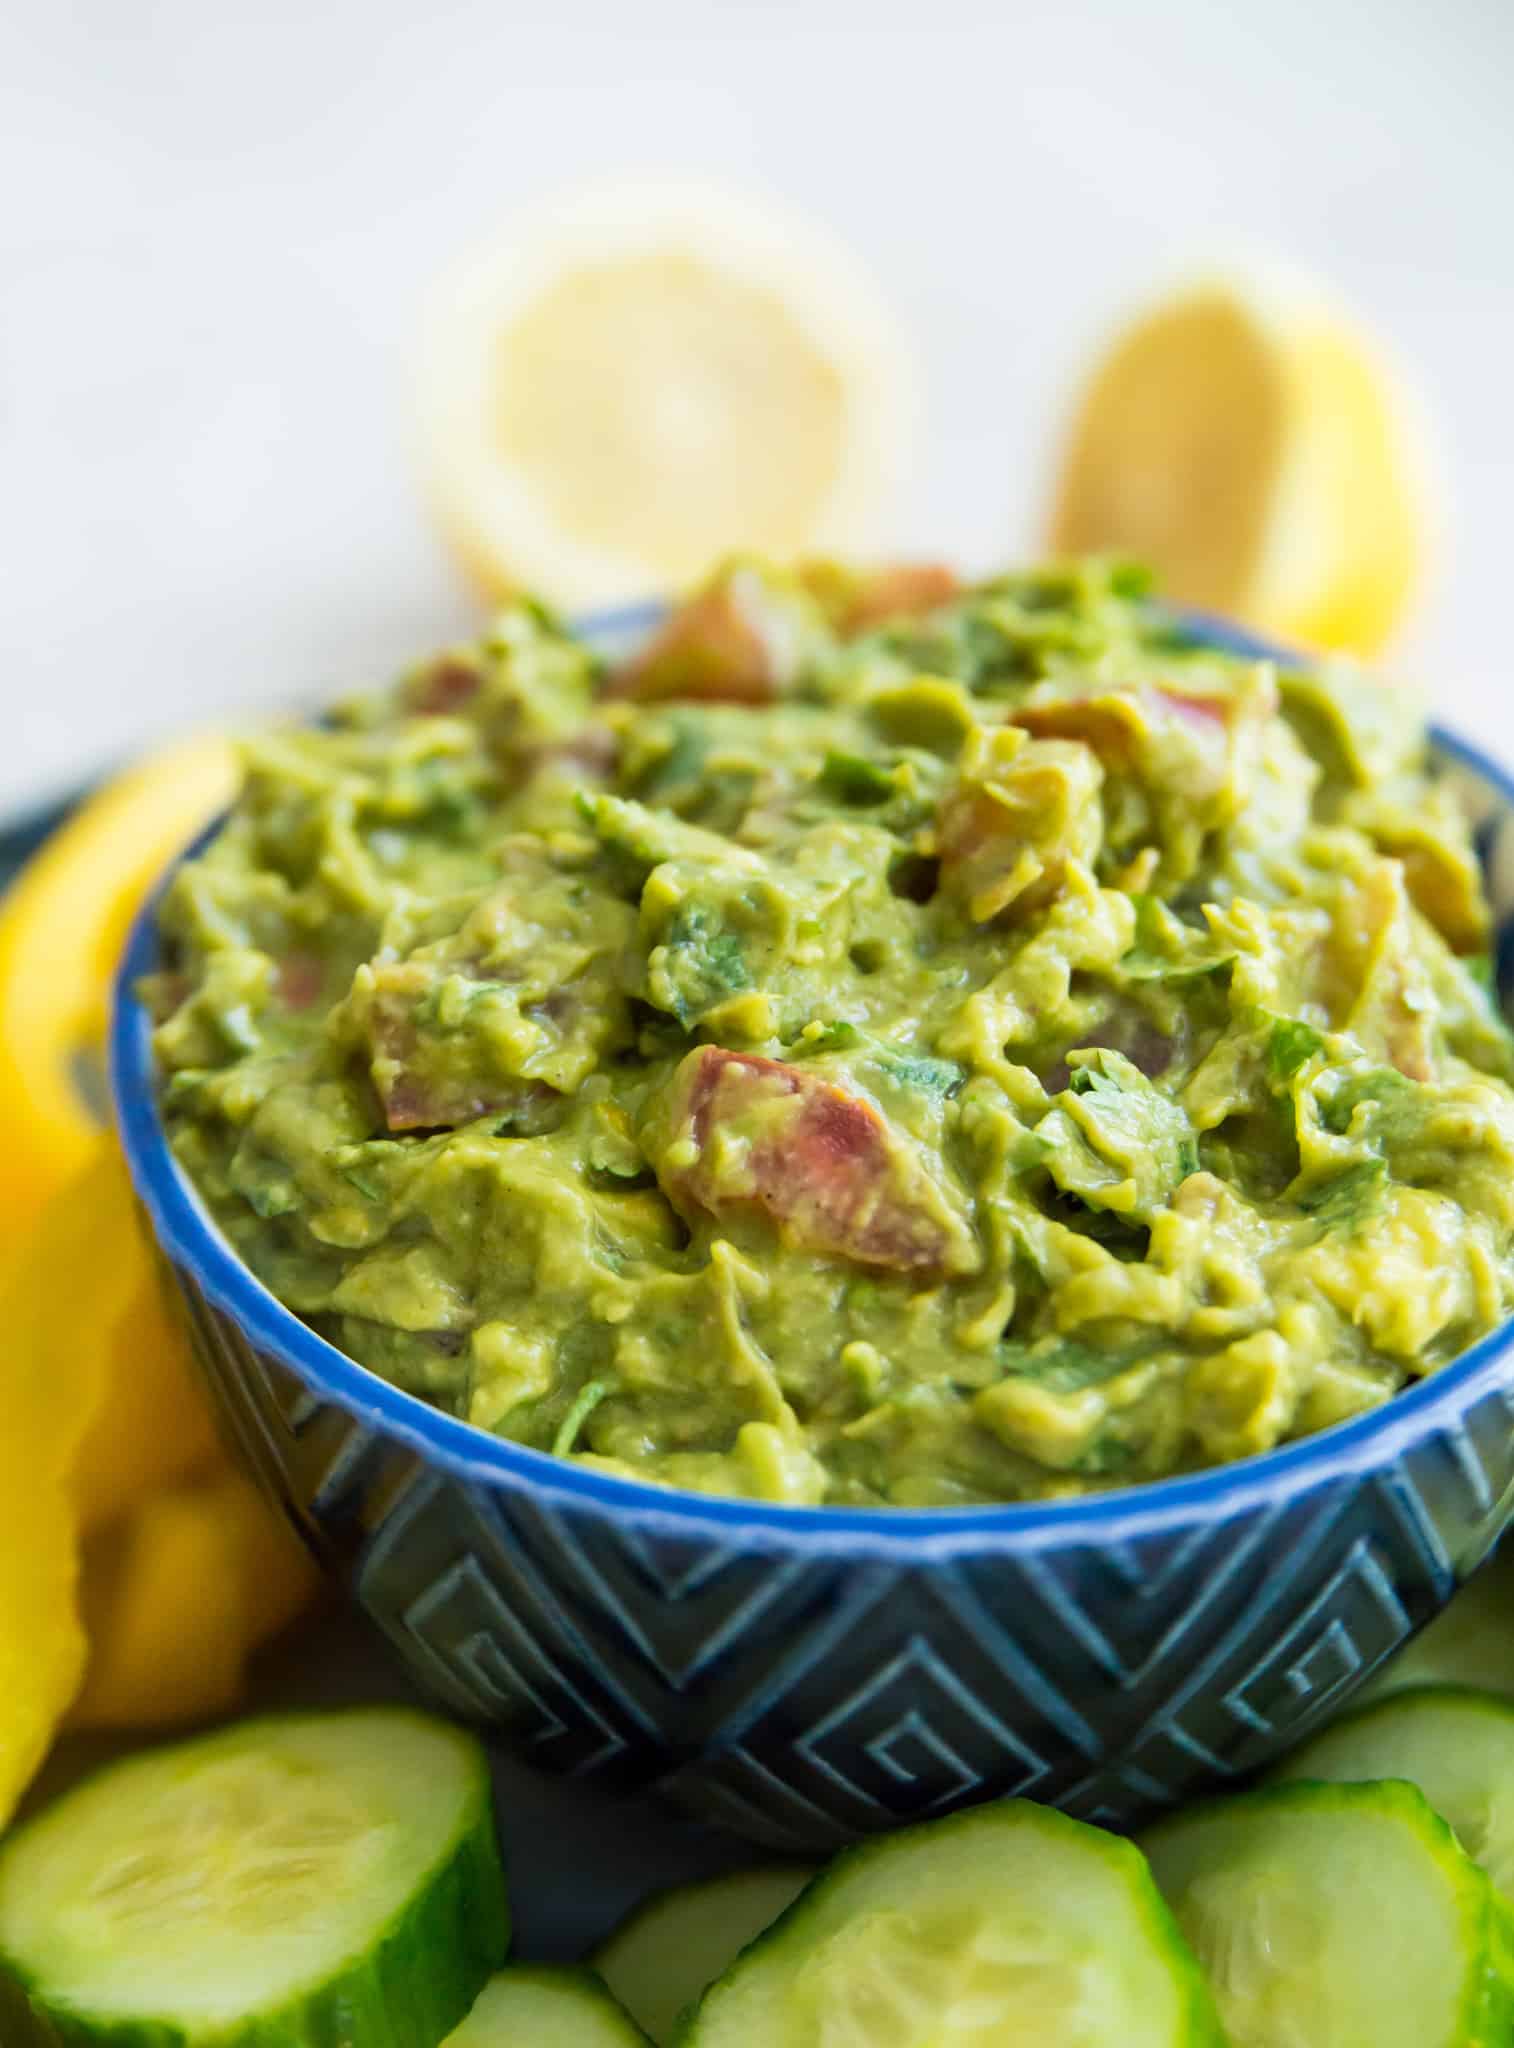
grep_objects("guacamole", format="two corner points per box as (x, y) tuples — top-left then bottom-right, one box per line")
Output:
(150, 558), (1514, 1507)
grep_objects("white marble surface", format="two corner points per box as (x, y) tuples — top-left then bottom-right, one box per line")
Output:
(3, 0), (1514, 815)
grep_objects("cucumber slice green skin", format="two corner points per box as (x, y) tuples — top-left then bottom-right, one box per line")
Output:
(675, 1799), (1225, 2048)
(1268, 1684), (1514, 1905)
(0, 1709), (509, 2048)
(444, 1965), (652, 2046)
(1144, 1779), (1514, 2048)
(594, 1867), (814, 2045)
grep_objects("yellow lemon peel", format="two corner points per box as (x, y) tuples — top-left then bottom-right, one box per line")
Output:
(1049, 274), (1433, 657)
(0, 736), (236, 1244)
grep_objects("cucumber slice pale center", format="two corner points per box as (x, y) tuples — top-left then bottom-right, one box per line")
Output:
(1182, 1868), (1330, 2045)
(787, 1906), (1109, 2045)
(1161, 1819), (1468, 2048)
(0, 1708), (505, 2048)
(79, 1759), (390, 1942)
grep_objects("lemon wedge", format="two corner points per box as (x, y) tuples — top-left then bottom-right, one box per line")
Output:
(1047, 275), (1435, 655)
(0, 734), (236, 1244)
(415, 179), (917, 609)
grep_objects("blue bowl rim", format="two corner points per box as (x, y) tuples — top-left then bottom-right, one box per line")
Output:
(108, 606), (1514, 1557)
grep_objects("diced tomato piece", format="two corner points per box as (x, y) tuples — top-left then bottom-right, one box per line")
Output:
(653, 1047), (977, 1276)
(375, 1056), (553, 1134)
(409, 657), (483, 714)
(608, 570), (796, 705)
(1011, 694), (1164, 806)
(361, 967), (530, 1130)
(380, 1074), (470, 1131)
(274, 949), (325, 1012)
(379, 1079), (486, 1130)
(1150, 686), (1228, 735)
(1014, 678), (1273, 801)
(840, 564), (960, 635)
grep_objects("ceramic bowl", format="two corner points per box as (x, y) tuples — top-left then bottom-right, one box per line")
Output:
(109, 611), (1514, 1850)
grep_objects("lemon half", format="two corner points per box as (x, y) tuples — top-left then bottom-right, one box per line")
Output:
(416, 178), (918, 610)
(1048, 275), (1435, 655)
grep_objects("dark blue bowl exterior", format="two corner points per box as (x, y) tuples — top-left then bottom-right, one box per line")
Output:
(110, 615), (1514, 1851)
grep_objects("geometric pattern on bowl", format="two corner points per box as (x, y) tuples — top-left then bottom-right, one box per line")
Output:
(112, 611), (1514, 1850)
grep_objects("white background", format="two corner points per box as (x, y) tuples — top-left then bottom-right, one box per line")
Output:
(3, 0), (1512, 816)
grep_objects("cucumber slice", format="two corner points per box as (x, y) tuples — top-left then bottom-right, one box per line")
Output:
(445, 1966), (651, 2044)
(1271, 1685), (1514, 1903)
(0, 1706), (507, 2047)
(595, 1867), (814, 2044)
(1365, 1547), (1514, 1703)
(677, 1800), (1223, 2047)
(1144, 1779), (1514, 2048)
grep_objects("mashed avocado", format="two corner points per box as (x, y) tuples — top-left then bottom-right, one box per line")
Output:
(150, 558), (1514, 1507)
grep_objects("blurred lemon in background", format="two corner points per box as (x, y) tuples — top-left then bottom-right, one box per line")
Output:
(1048, 275), (1434, 655)
(416, 179), (917, 610)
